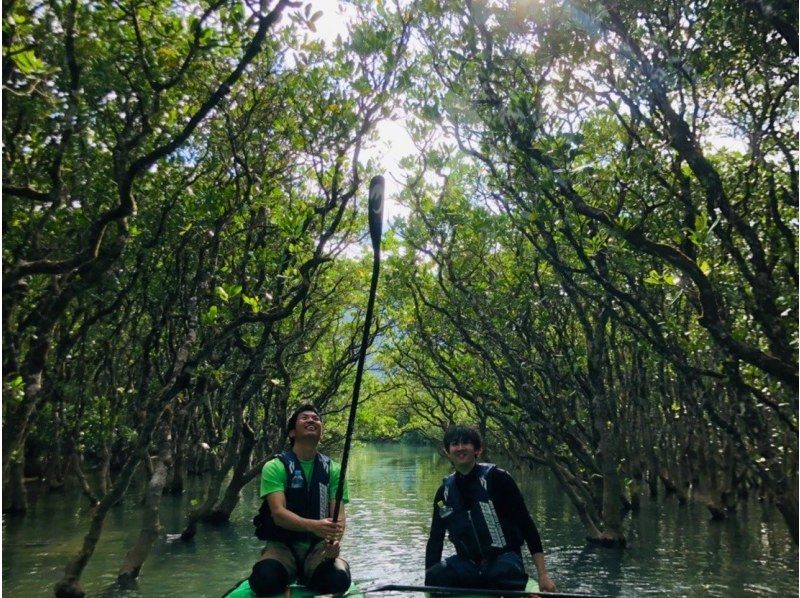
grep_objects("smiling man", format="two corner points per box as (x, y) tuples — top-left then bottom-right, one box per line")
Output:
(425, 425), (556, 593)
(249, 404), (351, 596)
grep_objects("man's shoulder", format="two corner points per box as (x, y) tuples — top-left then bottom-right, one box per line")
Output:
(318, 453), (340, 468)
(263, 457), (287, 475)
(260, 456), (289, 499)
(485, 464), (517, 482)
(479, 461), (506, 472)
(485, 462), (508, 473)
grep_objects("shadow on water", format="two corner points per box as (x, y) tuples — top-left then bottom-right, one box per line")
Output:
(3, 443), (798, 597)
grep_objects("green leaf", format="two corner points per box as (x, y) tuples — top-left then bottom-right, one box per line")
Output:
(694, 211), (708, 232)
(242, 295), (260, 313)
(10, 47), (46, 74)
(643, 270), (662, 285)
(230, 1), (244, 23)
(201, 305), (219, 326)
(215, 286), (229, 302)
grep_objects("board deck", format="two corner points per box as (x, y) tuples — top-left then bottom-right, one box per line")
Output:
(223, 579), (361, 598)
(423, 579), (540, 597)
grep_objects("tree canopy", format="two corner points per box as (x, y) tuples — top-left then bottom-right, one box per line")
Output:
(2, 0), (797, 594)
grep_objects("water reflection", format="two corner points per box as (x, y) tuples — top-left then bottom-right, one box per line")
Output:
(3, 443), (798, 597)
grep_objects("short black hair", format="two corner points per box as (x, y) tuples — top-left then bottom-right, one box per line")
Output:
(443, 424), (482, 451)
(286, 404), (321, 446)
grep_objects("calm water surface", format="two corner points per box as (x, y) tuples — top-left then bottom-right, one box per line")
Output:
(3, 443), (798, 596)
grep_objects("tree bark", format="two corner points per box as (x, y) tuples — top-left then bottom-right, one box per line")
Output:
(547, 456), (604, 542)
(208, 421), (257, 523)
(43, 400), (66, 492)
(98, 441), (112, 495)
(775, 480), (799, 544)
(695, 439), (727, 521)
(68, 441), (100, 507)
(3, 457), (28, 514)
(117, 411), (174, 587)
(588, 304), (626, 546)
(54, 457), (142, 598)
(180, 429), (240, 540)
(165, 404), (192, 495)
(628, 458), (646, 513)
(54, 303), (197, 597)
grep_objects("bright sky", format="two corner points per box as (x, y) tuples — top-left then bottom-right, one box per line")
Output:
(303, 0), (756, 237)
(305, 1), (416, 227)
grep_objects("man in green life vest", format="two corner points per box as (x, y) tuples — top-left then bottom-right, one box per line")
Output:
(249, 404), (351, 596)
(425, 425), (556, 593)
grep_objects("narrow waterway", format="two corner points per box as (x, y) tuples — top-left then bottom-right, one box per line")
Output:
(3, 443), (797, 596)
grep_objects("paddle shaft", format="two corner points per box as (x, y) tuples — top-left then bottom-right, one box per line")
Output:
(362, 584), (607, 598)
(332, 176), (384, 523)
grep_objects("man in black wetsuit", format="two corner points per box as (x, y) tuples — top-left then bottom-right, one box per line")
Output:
(425, 425), (557, 593)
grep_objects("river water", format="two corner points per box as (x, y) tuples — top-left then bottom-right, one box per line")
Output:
(3, 443), (798, 596)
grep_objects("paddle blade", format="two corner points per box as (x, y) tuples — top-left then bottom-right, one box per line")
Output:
(368, 175), (384, 252)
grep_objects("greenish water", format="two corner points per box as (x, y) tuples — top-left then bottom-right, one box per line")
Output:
(3, 443), (798, 596)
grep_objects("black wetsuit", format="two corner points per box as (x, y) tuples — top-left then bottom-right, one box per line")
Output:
(425, 465), (544, 589)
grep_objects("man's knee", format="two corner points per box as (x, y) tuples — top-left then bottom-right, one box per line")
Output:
(427, 556), (482, 588)
(309, 558), (351, 594)
(249, 559), (290, 596)
(425, 562), (455, 587)
(485, 553), (527, 589)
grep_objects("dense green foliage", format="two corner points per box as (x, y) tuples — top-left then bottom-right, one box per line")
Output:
(379, 0), (797, 545)
(3, 1), (411, 594)
(2, 0), (797, 594)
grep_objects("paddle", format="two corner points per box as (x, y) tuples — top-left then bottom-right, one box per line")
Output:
(331, 175), (385, 523)
(360, 584), (608, 598)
